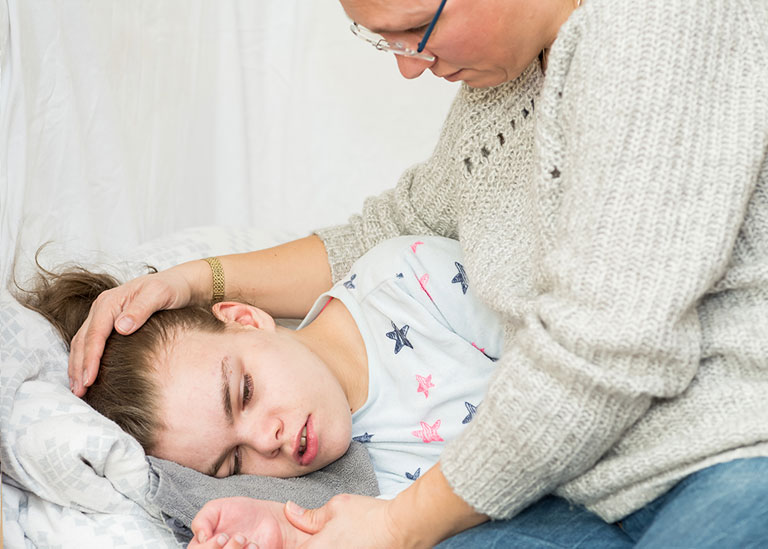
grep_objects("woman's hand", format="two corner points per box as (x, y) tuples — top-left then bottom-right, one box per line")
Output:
(285, 464), (487, 548)
(189, 497), (311, 549)
(284, 496), (403, 549)
(67, 236), (332, 396)
(68, 261), (205, 396)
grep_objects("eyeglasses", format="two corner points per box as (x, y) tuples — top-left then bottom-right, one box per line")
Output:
(349, 0), (448, 62)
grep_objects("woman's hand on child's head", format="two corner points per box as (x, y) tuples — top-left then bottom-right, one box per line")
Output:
(190, 496), (311, 549)
(67, 263), (200, 396)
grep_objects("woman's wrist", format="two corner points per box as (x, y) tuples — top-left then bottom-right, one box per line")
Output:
(171, 259), (215, 307)
(389, 463), (488, 547)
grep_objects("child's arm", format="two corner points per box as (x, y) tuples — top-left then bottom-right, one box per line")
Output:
(188, 497), (312, 549)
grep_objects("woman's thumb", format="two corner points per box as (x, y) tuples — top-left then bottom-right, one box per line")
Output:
(284, 501), (329, 534)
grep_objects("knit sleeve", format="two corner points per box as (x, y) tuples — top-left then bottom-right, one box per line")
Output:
(439, 0), (768, 519)
(314, 90), (471, 283)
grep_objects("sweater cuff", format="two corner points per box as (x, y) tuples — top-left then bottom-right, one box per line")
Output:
(314, 223), (367, 284)
(438, 359), (552, 520)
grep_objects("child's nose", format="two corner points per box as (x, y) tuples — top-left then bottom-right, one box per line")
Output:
(250, 415), (284, 458)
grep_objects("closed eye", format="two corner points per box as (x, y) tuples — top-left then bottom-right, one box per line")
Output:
(228, 373), (254, 477)
(243, 372), (254, 406)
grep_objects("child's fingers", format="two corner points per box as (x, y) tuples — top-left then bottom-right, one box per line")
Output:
(205, 532), (258, 549)
(190, 502), (220, 544)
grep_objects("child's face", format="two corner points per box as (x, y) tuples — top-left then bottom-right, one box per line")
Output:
(151, 322), (354, 478)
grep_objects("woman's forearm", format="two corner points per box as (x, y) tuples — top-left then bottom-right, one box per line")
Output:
(184, 234), (332, 318)
(390, 463), (488, 547)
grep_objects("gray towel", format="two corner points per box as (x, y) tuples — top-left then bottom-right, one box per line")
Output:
(145, 441), (379, 543)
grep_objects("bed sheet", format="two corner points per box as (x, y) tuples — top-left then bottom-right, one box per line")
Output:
(1, 226), (294, 548)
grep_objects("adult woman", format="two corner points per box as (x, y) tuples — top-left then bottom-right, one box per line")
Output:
(71, 0), (768, 546)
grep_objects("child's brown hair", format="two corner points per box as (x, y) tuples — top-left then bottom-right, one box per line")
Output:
(16, 259), (225, 453)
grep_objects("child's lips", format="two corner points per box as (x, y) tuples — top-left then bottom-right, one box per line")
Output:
(295, 415), (318, 467)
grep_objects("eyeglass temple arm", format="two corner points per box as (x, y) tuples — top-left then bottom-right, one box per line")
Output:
(417, 0), (448, 53)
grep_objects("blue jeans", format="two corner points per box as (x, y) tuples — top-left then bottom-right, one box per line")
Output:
(436, 458), (768, 548)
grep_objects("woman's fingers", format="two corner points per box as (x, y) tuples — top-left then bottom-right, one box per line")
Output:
(67, 273), (181, 396)
(284, 501), (328, 535)
(68, 289), (123, 395)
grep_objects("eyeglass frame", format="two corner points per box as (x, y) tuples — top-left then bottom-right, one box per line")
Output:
(349, 0), (448, 62)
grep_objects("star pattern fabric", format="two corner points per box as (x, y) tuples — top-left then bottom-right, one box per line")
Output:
(352, 432), (374, 443)
(405, 467), (421, 481)
(472, 342), (499, 361)
(418, 273), (433, 301)
(306, 236), (502, 499)
(343, 273), (357, 289)
(462, 401), (478, 424)
(452, 262), (469, 294)
(386, 321), (413, 354)
(412, 420), (444, 443)
(416, 374), (434, 398)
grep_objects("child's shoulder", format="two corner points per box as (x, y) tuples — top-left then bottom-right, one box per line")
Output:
(338, 236), (462, 295)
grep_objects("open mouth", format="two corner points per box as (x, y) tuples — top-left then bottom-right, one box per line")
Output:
(295, 416), (317, 467)
(298, 425), (307, 456)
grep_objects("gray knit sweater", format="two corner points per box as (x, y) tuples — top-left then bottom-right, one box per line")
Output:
(316, 0), (768, 522)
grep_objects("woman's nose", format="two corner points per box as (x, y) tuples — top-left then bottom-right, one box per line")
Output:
(395, 54), (435, 80)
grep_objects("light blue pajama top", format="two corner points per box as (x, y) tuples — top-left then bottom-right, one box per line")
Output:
(299, 236), (504, 499)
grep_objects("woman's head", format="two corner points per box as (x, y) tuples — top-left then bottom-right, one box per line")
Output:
(342, 0), (578, 87)
(18, 266), (355, 479)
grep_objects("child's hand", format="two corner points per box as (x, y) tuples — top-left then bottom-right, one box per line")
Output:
(187, 531), (256, 549)
(188, 497), (311, 549)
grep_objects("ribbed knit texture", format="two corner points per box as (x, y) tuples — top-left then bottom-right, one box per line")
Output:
(316, 0), (768, 521)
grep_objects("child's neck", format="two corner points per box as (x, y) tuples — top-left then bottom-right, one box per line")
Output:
(289, 297), (369, 413)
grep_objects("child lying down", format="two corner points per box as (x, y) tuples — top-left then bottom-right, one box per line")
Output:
(21, 236), (503, 547)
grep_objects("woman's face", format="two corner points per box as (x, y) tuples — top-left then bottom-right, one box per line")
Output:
(341, 0), (573, 88)
(151, 313), (354, 478)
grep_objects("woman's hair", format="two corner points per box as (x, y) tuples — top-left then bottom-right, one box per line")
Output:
(15, 258), (226, 453)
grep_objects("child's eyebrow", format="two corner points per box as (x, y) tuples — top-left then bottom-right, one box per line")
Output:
(221, 357), (234, 426)
(206, 359), (235, 477)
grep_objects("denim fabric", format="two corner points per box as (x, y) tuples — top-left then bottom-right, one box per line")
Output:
(622, 458), (768, 548)
(436, 458), (768, 548)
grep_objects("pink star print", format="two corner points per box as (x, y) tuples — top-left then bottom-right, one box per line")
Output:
(412, 420), (444, 443)
(418, 273), (433, 301)
(410, 241), (424, 253)
(416, 374), (434, 398)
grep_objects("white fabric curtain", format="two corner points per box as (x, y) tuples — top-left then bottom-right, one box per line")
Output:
(0, 0), (457, 282)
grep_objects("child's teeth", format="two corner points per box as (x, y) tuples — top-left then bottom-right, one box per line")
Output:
(300, 426), (307, 451)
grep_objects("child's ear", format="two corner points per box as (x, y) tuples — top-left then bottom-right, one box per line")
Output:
(211, 302), (276, 331)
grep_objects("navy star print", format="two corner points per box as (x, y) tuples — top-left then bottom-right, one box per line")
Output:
(462, 402), (478, 424)
(452, 262), (469, 294)
(343, 274), (357, 289)
(352, 432), (374, 443)
(405, 467), (421, 481)
(386, 321), (413, 354)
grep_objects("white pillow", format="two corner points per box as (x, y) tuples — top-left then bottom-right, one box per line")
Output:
(0, 225), (297, 548)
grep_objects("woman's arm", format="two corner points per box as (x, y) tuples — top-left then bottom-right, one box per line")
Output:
(285, 464), (486, 548)
(69, 88), (471, 394)
(69, 235), (331, 395)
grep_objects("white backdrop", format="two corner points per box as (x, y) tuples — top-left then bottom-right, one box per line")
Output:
(0, 0), (458, 282)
